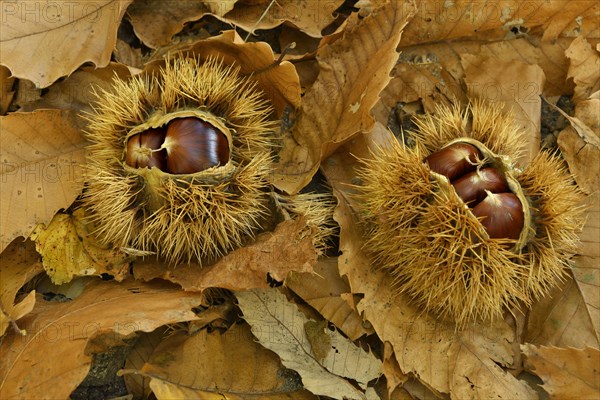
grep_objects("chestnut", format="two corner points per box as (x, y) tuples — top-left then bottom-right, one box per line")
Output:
(425, 143), (481, 181)
(452, 167), (509, 205)
(161, 117), (231, 175)
(125, 128), (167, 169)
(472, 191), (524, 240)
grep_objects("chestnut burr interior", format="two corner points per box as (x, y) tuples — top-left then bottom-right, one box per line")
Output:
(124, 117), (230, 174)
(425, 143), (524, 241)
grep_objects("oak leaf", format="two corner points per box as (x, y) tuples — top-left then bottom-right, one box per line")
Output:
(0, 0), (132, 87)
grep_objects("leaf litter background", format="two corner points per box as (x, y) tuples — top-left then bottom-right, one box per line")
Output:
(0, 0), (599, 399)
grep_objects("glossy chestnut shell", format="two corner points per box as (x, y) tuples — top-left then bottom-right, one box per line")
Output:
(124, 117), (230, 175)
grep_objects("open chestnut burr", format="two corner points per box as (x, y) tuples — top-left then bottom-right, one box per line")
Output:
(354, 100), (584, 326)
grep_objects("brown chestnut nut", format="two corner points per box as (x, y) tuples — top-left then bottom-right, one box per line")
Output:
(161, 117), (230, 175)
(472, 191), (523, 240)
(425, 143), (481, 181)
(452, 167), (509, 205)
(125, 128), (167, 169)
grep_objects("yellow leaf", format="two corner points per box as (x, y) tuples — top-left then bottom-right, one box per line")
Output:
(30, 208), (131, 284)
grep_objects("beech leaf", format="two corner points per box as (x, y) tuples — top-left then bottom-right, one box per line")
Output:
(272, 0), (416, 194)
(0, 0), (132, 87)
(0, 110), (87, 253)
(236, 288), (382, 399)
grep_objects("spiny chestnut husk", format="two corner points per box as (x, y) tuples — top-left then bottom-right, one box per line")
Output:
(355, 100), (585, 326)
(82, 56), (333, 264)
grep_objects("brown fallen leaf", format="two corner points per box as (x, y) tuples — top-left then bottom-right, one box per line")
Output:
(322, 127), (537, 399)
(134, 218), (317, 291)
(128, 0), (237, 48)
(272, 0), (416, 194)
(237, 288), (383, 399)
(461, 55), (545, 164)
(398, 0), (599, 46)
(286, 257), (373, 341)
(0, 110), (87, 253)
(0, 239), (43, 336)
(123, 327), (169, 400)
(566, 36), (600, 102)
(0, 66), (15, 114)
(30, 209), (132, 285)
(153, 30), (301, 115)
(19, 62), (132, 114)
(0, 0), (132, 87)
(0, 278), (206, 399)
(526, 193), (600, 349)
(123, 323), (315, 399)
(223, 0), (341, 38)
(522, 345), (600, 399)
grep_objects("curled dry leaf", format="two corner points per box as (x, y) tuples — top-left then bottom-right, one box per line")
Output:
(461, 55), (544, 164)
(134, 218), (317, 291)
(128, 0), (237, 48)
(154, 30), (301, 115)
(0, 278), (205, 400)
(522, 345), (600, 399)
(237, 288), (383, 399)
(286, 258), (373, 341)
(223, 0), (341, 38)
(321, 128), (536, 399)
(30, 209), (132, 285)
(124, 323), (314, 400)
(0, 239), (43, 336)
(272, 0), (416, 194)
(0, 110), (87, 253)
(0, 0), (132, 87)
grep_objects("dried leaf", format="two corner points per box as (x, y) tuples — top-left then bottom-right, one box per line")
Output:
(0, 110), (87, 253)
(522, 345), (600, 399)
(0, 239), (43, 336)
(134, 218), (317, 291)
(237, 288), (383, 399)
(322, 128), (537, 399)
(123, 327), (168, 400)
(0, 0), (132, 87)
(19, 63), (131, 114)
(30, 209), (132, 285)
(556, 98), (600, 195)
(566, 36), (600, 102)
(164, 30), (301, 114)
(128, 0), (237, 48)
(461, 55), (545, 164)
(0, 279), (205, 399)
(223, 0), (341, 37)
(0, 66), (15, 114)
(286, 258), (372, 340)
(398, 0), (599, 46)
(527, 193), (600, 348)
(125, 323), (314, 400)
(272, 1), (416, 194)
